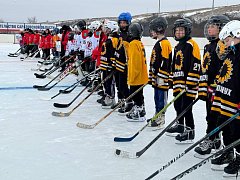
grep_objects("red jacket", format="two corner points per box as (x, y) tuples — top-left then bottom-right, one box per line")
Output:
(23, 32), (30, 45)
(92, 32), (107, 67)
(33, 33), (40, 45)
(29, 33), (34, 45)
(44, 34), (52, 49)
(39, 35), (45, 49)
(61, 31), (70, 50)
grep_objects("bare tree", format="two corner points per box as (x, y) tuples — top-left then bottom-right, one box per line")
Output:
(27, 16), (37, 23)
(0, 18), (4, 23)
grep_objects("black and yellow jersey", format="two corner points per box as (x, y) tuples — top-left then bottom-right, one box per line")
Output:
(149, 37), (172, 90)
(114, 37), (128, 73)
(198, 39), (225, 99)
(171, 38), (201, 99)
(211, 43), (240, 120)
(127, 39), (148, 86)
(100, 37), (118, 71)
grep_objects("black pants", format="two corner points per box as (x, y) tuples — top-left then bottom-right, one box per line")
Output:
(24, 45), (33, 55)
(60, 45), (65, 58)
(115, 71), (129, 100)
(31, 45), (40, 58)
(103, 71), (114, 97)
(174, 94), (194, 129)
(217, 116), (234, 149)
(230, 119), (240, 153)
(206, 93), (220, 140)
(44, 49), (50, 60)
(130, 85), (144, 107)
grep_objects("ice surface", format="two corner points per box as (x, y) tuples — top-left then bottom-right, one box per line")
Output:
(0, 43), (236, 180)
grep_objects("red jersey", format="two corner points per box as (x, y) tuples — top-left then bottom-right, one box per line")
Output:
(28, 34), (34, 45)
(39, 35), (45, 49)
(61, 31), (70, 50)
(44, 34), (52, 49)
(23, 32), (30, 45)
(33, 33), (40, 45)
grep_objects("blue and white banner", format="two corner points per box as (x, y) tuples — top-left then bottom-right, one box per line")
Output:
(0, 22), (57, 30)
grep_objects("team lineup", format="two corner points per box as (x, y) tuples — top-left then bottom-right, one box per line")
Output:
(7, 12), (240, 179)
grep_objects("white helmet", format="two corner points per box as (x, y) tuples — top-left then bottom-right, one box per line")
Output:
(104, 20), (119, 33)
(219, 20), (240, 40)
(88, 21), (102, 31)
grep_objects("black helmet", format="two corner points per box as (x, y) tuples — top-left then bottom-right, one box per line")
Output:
(173, 18), (192, 41)
(76, 20), (86, 30)
(204, 15), (230, 41)
(68, 32), (74, 40)
(128, 22), (144, 39)
(149, 17), (168, 34)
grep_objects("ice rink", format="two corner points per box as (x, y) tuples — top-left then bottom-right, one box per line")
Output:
(0, 43), (236, 180)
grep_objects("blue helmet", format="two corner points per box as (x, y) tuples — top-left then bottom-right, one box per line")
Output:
(52, 27), (60, 35)
(118, 12), (132, 25)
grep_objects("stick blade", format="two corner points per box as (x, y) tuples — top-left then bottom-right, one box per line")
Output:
(34, 73), (46, 79)
(76, 122), (95, 129)
(114, 136), (134, 142)
(60, 89), (72, 94)
(51, 111), (70, 117)
(33, 85), (45, 89)
(37, 87), (50, 91)
(115, 149), (138, 159)
(53, 103), (69, 108)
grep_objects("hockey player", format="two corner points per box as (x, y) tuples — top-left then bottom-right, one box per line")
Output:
(60, 25), (71, 58)
(126, 22), (148, 121)
(114, 12), (133, 114)
(72, 20), (90, 84)
(39, 31), (46, 59)
(65, 32), (76, 57)
(90, 21), (108, 103)
(166, 18), (201, 143)
(51, 28), (61, 60)
(210, 20), (240, 177)
(148, 16), (172, 128)
(73, 20), (87, 57)
(99, 20), (119, 109)
(32, 30), (40, 58)
(194, 15), (230, 158)
(60, 25), (71, 71)
(22, 29), (30, 56)
(28, 29), (35, 56)
(44, 29), (52, 60)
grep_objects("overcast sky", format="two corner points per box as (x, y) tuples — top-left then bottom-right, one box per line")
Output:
(0, 0), (239, 23)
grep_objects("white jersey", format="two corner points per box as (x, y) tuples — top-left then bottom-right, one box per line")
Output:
(84, 31), (100, 58)
(79, 30), (89, 52)
(65, 40), (76, 56)
(74, 34), (81, 51)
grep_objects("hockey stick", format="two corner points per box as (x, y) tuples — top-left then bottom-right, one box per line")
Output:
(8, 53), (20, 57)
(20, 48), (39, 61)
(60, 68), (99, 94)
(36, 62), (79, 91)
(44, 68), (100, 101)
(115, 95), (198, 159)
(114, 90), (186, 142)
(170, 138), (240, 180)
(34, 55), (72, 79)
(53, 80), (92, 108)
(51, 71), (114, 117)
(8, 47), (21, 55)
(76, 83), (148, 129)
(146, 112), (240, 179)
